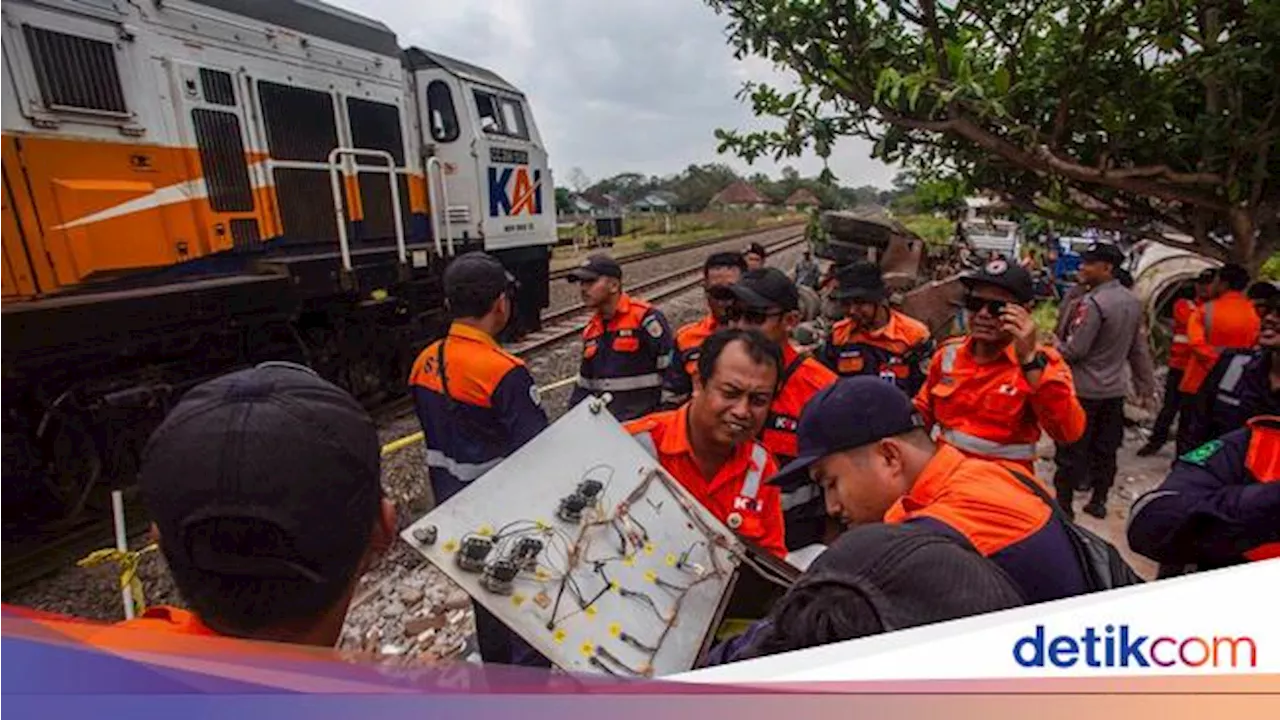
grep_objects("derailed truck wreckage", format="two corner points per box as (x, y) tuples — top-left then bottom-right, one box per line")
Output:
(812, 210), (964, 337)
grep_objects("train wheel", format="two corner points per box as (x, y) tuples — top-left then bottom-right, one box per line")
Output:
(37, 409), (104, 526)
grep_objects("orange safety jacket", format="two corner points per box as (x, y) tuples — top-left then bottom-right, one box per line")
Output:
(1179, 290), (1261, 395)
(914, 337), (1085, 471)
(625, 405), (786, 558)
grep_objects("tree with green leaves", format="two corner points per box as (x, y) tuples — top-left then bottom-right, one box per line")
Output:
(707, 0), (1279, 268)
(555, 186), (573, 215)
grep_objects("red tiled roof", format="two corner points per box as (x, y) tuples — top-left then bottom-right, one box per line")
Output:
(710, 180), (768, 205)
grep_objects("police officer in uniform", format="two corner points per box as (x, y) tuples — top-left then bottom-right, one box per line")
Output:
(1055, 242), (1155, 520)
(1128, 417), (1280, 575)
(567, 254), (675, 420)
(1182, 290), (1280, 447)
(408, 251), (550, 667)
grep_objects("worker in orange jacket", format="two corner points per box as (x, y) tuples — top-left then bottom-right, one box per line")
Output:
(627, 328), (788, 558)
(1175, 263), (1261, 455)
(567, 254), (675, 421)
(1138, 268), (1218, 456)
(914, 260), (1086, 474)
(821, 261), (933, 396)
(721, 267), (838, 549)
(771, 377), (1091, 604)
(664, 252), (748, 406)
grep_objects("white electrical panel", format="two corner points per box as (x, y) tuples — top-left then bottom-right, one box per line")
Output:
(402, 399), (770, 677)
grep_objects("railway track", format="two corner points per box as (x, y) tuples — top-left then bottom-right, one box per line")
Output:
(546, 221), (801, 282)
(511, 233), (806, 356)
(2, 499), (151, 594)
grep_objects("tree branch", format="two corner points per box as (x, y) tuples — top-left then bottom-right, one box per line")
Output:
(919, 0), (950, 80)
(1001, 193), (1228, 261)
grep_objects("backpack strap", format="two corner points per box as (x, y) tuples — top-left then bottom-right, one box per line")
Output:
(777, 350), (810, 388)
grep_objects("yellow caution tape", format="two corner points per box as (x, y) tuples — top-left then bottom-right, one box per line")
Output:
(714, 618), (757, 642)
(381, 431), (424, 457)
(78, 543), (158, 616)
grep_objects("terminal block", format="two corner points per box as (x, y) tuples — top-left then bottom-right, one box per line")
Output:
(480, 559), (520, 595)
(512, 537), (544, 570)
(457, 536), (493, 572)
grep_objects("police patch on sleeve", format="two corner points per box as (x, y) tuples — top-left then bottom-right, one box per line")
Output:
(645, 317), (665, 338)
(529, 384), (542, 407)
(1180, 439), (1223, 466)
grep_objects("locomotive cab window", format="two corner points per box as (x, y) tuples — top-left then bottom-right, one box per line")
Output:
(500, 98), (528, 140)
(23, 25), (127, 115)
(473, 89), (529, 140)
(426, 80), (459, 142)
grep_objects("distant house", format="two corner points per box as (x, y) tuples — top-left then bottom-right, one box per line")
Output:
(784, 188), (821, 211)
(576, 191), (624, 216)
(709, 181), (770, 210)
(631, 193), (674, 213)
(570, 196), (597, 214)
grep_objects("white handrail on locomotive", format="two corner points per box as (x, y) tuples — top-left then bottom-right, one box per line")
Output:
(425, 156), (455, 257)
(326, 147), (407, 273)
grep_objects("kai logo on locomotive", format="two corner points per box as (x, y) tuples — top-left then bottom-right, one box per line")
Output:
(488, 165), (543, 218)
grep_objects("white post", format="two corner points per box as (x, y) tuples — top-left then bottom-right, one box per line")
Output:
(112, 490), (135, 620)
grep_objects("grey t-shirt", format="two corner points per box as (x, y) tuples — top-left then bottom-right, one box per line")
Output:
(1060, 279), (1155, 400)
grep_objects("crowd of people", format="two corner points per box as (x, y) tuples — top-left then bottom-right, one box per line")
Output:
(104, 237), (1278, 672)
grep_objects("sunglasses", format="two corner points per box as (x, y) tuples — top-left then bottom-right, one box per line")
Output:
(724, 306), (783, 324)
(963, 296), (1007, 315)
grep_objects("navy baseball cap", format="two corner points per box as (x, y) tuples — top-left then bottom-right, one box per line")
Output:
(769, 377), (925, 489)
(725, 267), (799, 312)
(445, 252), (515, 310)
(566, 253), (622, 282)
(830, 262), (886, 302)
(140, 362), (382, 585)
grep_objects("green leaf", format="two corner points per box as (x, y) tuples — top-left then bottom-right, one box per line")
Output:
(994, 66), (1010, 95)
(946, 40), (964, 76)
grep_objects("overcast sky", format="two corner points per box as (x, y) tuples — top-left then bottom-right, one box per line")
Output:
(327, 0), (898, 189)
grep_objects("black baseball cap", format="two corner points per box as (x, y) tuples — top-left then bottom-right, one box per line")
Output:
(769, 377), (925, 490)
(794, 524), (1026, 632)
(445, 252), (515, 313)
(959, 258), (1035, 304)
(1081, 242), (1125, 266)
(1248, 281), (1279, 302)
(140, 362), (382, 585)
(566, 253), (622, 282)
(724, 267), (799, 312)
(830, 262), (886, 302)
